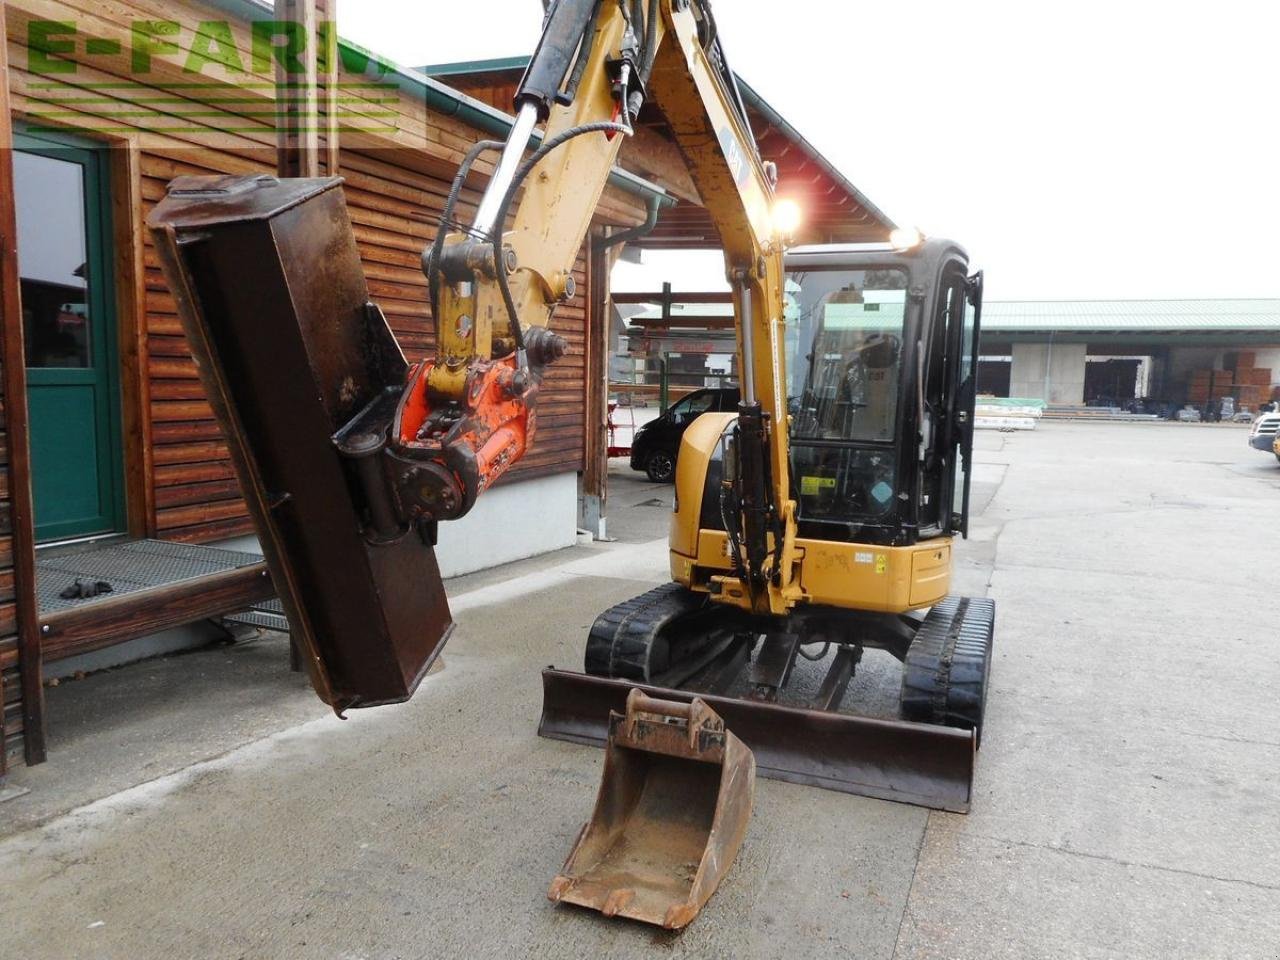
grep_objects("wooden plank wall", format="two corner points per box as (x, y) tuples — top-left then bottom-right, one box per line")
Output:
(0, 383), (21, 762)
(139, 146), (595, 543)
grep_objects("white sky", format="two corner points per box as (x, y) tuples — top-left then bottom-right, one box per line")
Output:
(340, 1), (1280, 301)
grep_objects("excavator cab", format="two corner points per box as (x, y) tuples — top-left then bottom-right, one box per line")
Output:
(786, 241), (984, 546)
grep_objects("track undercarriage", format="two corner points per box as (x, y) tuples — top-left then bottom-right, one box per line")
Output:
(585, 583), (994, 737)
(539, 585), (995, 813)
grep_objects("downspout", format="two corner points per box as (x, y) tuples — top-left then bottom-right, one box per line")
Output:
(594, 193), (669, 250)
(1043, 335), (1054, 405)
(579, 193), (668, 540)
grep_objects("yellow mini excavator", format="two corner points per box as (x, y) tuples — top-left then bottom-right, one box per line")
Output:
(148, 0), (992, 930)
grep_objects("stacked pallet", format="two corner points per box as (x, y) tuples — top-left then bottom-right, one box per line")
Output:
(1185, 352), (1274, 408)
(1186, 368), (1232, 404)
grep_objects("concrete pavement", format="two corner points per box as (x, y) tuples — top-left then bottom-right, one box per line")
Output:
(2, 422), (1279, 958)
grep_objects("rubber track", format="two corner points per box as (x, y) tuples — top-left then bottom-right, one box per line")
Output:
(900, 596), (995, 745)
(584, 582), (707, 682)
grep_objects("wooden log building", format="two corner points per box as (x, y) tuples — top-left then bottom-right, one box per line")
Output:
(0, 0), (892, 771)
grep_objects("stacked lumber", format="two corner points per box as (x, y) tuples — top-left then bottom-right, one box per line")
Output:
(1225, 351), (1273, 408)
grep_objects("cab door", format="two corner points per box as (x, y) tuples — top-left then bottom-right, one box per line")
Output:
(949, 271), (983, 536)
(921, 258), (981, 539)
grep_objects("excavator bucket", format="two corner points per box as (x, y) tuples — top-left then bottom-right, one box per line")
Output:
(549, 690), (755, 930)
(147, 175), (453, 713)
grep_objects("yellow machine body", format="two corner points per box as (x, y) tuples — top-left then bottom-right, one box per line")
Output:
(669, 413), (953, 615)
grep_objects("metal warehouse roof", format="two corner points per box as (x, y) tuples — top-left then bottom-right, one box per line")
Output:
(629, 298), (1280, 334)
(980, 299), (1280, 332)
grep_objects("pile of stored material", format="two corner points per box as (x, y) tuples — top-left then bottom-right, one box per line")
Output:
(1041, 405), (1159, 422)
(1186, 351), (1276, 408)
(975, 396), (1045, 430)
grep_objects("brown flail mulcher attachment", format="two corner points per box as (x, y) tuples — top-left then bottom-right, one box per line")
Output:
(147, 175), (453, 713)
(540, 669), (976, 813)
(549, 690), (755, 930)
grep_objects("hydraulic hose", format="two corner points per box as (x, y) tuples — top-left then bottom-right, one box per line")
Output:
(488, 118), (632, 353)
(423, 138), (504, 320)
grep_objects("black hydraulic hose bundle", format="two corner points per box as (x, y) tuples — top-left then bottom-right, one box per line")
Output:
(424, 138), (505, 322)
(424, 115), (632, 353)
(719, 441), (747, 583)
(561, 0), (604, 105)
(640, 0), (660, 80)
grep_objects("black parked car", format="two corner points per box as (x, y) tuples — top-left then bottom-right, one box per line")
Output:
(630, 387), (740, 482)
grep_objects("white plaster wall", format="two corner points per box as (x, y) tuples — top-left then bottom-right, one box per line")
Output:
(433, 471), (579, 577)
(216, 471), (580, 579)
(1009, 342), (1087, 405)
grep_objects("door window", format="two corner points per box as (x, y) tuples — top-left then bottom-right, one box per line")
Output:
(15, 151), (93, 369)
(787, 267), (908, 527)
(951, 273), (983, 533)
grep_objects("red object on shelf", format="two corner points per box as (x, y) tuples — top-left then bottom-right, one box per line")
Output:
(607, 402), (635, 458)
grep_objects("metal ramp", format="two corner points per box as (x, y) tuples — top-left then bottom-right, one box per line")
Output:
(35, 539), (282, 661)
(37, 540), (263, 613)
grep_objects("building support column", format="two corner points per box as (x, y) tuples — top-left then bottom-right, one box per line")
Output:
(1010, 341), (1087, 405)
(581, 230), (611, 540)
(274, 0), (340, 178)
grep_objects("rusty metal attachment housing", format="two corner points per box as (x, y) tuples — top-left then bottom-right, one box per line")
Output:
(147, 174), (454, 712)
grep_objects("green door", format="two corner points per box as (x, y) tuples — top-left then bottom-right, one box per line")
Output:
(14, 132), (124, 542)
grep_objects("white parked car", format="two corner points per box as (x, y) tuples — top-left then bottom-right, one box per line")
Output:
(1248, 410), (1280, 452)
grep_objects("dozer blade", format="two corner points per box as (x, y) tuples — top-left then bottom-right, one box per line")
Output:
(147, 175), (453, 713)
(549, 690), (755, 930)
(539, 668), (975, 813)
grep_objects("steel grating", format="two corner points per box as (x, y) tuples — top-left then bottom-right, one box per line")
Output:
(36, 539), (265, 616)
(222, 598), (290, 633)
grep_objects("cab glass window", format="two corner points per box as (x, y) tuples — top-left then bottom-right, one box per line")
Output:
(787, 267), (908, 529)
(788, 268), (906, 444)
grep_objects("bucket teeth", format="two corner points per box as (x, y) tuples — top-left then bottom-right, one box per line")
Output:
(601, 888), (636, 917)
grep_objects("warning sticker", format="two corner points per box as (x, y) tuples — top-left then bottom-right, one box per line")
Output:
(875, 554), (888, 575)
(800, 475), (837, 496)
